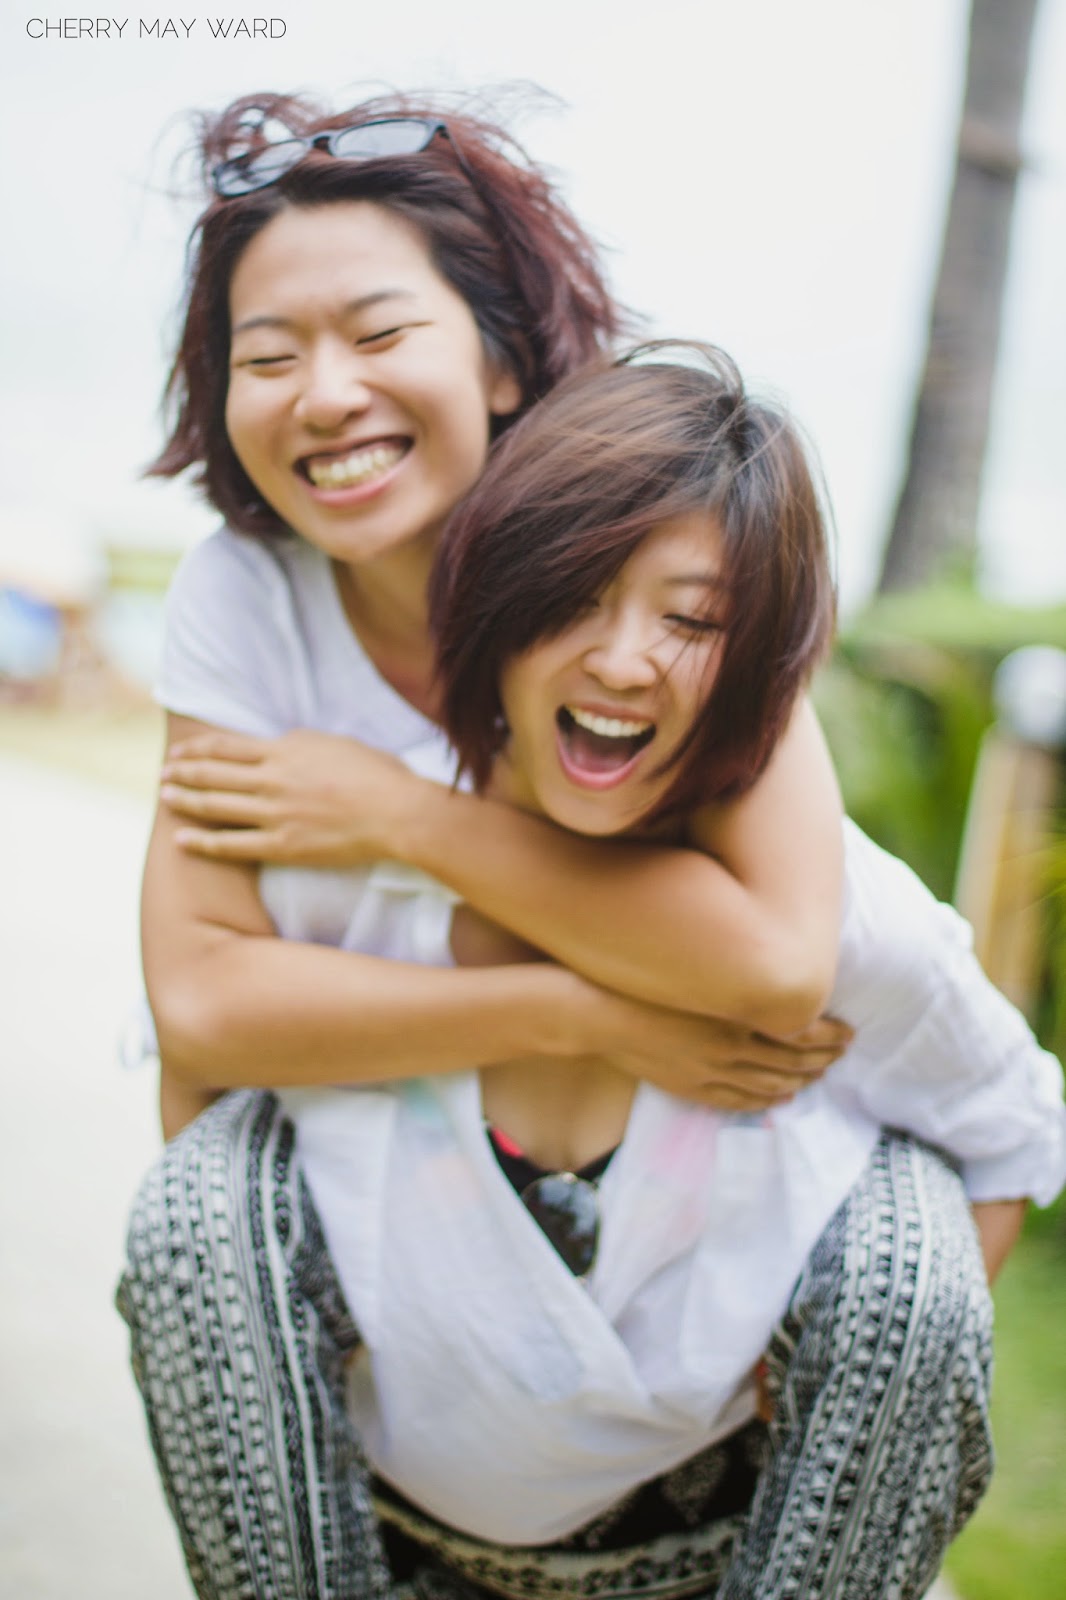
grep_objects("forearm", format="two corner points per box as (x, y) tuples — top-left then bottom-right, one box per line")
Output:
(972, 1198), (1027, 1284)
(151, 931), (588, 1090)
(145, 757), (591, 1092)
(161, 705), (842, 1033)
(389, 786), (828, 1032)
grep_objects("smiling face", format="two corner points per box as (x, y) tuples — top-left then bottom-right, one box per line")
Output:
(498, 511), (729, 836)
(224, 200), (522, 582)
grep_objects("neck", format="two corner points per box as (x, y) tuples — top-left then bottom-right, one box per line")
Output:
(333, 544), (439, 718)
(481, 747), (545, 817)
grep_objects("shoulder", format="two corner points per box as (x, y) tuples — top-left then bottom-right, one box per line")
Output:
(165, 525), (308, 611)
(158, 526), (322, 734)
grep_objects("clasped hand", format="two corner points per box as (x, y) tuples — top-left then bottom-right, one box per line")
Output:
(161, 728), (416, 865)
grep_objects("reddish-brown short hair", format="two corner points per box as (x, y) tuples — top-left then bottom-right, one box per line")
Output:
(431, 344), (836, 814)
(149, 90), (627, 536)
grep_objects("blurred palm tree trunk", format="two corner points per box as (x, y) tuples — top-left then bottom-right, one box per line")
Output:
(879, 0), (1041, 593)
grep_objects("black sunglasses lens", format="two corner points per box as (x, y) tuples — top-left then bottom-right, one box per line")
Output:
(215, 139), (310, 197)
(331, 119), (440, 161)
(522, 1174), (600, 1277)
(214, 121), (443, 197)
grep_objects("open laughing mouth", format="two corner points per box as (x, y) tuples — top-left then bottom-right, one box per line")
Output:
(555, 705), (656, 789)
(299, 438), (409, 491)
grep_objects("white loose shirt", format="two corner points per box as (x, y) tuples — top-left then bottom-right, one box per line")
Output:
(157, 526), (1066, 1543)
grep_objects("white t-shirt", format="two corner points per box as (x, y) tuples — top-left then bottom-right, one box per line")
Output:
(157, 525), (1066, 1543)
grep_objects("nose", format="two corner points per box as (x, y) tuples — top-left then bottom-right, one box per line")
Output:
(294, 342), (373, 431)
(581, 609), (660, 692)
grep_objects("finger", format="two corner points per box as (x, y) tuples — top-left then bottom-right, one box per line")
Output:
(174, 826), (277, 861)
(161, 784), (272, 824)
(788, 1018), (855, 1048)
(167, 732), (268, 764)
(726, 1062), (821, 1096)
(736, 1038), (837, 1075)
(161, 757), (269, 794)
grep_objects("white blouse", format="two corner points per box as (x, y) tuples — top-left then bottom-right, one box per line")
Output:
(159, 526), (1066, 1544)
(272, 821), (1066, 1543)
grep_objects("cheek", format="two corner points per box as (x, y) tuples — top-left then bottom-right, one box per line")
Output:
(429, 342), (498, 457)
(443, 389), (493, 475)
(500, 659), (550, 741)
(225, 387), (285, 489)
(224, 385), (260, 463)
(497, 667), (525, 736)
(672, 648), (721, 726)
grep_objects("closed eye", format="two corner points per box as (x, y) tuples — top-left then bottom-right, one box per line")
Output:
(357, 321), (429, 347)
(666, 614), (723, 635)
(234, 352), (295, 370)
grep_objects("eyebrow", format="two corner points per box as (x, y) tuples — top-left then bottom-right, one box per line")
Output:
(664, 574), (728, 591)
(231, 288), (418, 337)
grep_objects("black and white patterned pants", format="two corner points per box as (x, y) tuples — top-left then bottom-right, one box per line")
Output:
(117, 1092), (994, 1600)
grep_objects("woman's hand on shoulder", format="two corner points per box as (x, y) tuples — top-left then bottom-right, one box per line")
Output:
(160, 727), (422, 866)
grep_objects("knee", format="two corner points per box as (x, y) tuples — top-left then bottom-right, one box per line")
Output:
(907, 1147), (995, 1372)
(889, 1150), (997, 1521)
(780, 1139), (994, 1403)
(116, 1123), (200, 1345)
(117, 1089), (269, 1328)
(843, 1141), (995, 1443)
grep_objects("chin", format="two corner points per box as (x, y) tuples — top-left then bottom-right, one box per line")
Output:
(547, 793), (648, 839)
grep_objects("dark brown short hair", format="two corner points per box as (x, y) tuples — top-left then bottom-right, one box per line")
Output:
(431, 343), (836, 814)
(149, 90), (627, 535)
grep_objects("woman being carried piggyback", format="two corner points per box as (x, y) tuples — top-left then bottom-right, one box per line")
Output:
(145, 335), (1066, 1599)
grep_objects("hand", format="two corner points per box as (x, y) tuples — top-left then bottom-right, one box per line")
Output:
(592, 992), (853, 1112)
(160, 729), (421, 865)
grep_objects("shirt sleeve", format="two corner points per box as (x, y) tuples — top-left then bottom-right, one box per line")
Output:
(828, 819), (1066, 1207)
(155, 527), (303, 735)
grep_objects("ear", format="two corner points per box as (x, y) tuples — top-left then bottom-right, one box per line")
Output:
(488, 362), (524, 419)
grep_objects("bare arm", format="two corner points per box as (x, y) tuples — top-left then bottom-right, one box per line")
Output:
(150, 716), (848, 1129)
(146, 717), (598, 1092)
(972, 1198), (1027, 1284)
(163, 699), (844, 1036)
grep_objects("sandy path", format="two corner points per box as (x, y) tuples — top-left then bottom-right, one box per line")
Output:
(0, 754), (191, 1597)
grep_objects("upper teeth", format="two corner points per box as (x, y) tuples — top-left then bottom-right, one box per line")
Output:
(306, 443), (404, 489)
(567, 707), (653, 739)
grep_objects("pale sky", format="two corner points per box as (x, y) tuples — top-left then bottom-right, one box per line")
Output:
(2, 0), (1064, 614)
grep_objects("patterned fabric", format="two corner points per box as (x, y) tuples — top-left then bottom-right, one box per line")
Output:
(720, 1133), (994, 1598)
(117, 1091), (392, 1600)
(118, 1094), (993, 1600)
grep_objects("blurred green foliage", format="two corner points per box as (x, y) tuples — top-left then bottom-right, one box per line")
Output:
(815, 583), (1066, 1050)
(816, 584), (1066, 888)
(944, 1218), (1066, 1598)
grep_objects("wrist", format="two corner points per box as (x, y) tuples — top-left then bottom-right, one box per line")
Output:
(526, 965), (608, 1059)
(373, 770), (445, 863)
(389, 776), (472, 872)
(546, 968), (636, 1059)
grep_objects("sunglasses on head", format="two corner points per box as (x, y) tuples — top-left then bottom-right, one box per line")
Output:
(211, 116), (449, 198)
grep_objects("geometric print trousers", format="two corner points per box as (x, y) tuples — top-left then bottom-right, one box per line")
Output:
(116, 1091), (994, 1600)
